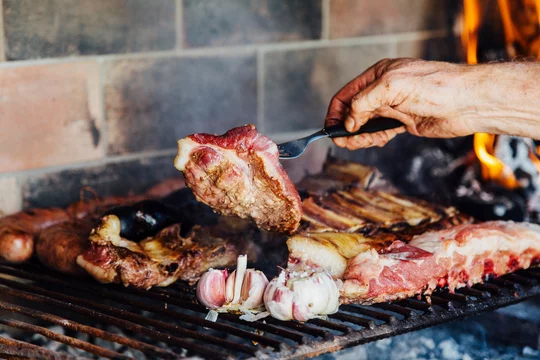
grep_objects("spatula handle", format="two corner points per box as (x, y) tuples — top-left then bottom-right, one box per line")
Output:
(324, 118), (404, 138)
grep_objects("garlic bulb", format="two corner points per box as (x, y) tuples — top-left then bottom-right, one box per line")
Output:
(196, 269), (228, 309)
(196, 255), (269, 312)
(238, 269), (269, 309)
(264, 269), (341, 322)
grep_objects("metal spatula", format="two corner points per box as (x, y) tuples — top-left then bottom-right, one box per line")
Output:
(277, 118), (403, 159)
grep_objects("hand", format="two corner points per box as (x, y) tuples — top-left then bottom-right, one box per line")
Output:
(324, 58), (480, 150)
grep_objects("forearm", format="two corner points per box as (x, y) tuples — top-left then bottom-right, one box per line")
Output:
(461, 62), (540, 138)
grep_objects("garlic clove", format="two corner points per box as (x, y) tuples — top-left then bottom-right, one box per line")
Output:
(196, 269), (228, 309)
(291, 272), (340, 319)
(264, 282), (294, 321)
(264, 269), (341, 322)
(225, 269), (236, 304)
(240, 269), (269, 309)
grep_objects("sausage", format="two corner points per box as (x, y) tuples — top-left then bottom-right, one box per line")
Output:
(36, 220), (93, 275)
(104, 200), (181, 241)
(0, 177), (185, 264)
(145, 177), (185, 198)
(0, 208), (70, 263)
(0, 227), (34, 263)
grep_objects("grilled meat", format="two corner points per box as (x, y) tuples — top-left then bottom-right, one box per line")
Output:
(287, 232), (398, 278)
(145, 177), (186, 198)
(300, 188), (459, 234)
(0, 177), (185, 265)
(174, 124), (302, 234)
(296, 156), (397, 197)
(77, 215), (259, 289)
(288, 188), (473, 280)
(342, 221), (540, 304)
(36, 220), (93, 275)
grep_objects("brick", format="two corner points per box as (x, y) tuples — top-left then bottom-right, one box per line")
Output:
(0, 1), (5, 62)
(396, 37), (460, 62)
(0, 62), (103, 172)
(264, 44), (392, 134)
(329, 0), (449, 39)
(22, 155), (181, 209)
(0, 177), (22, 214)
(3, 0), (176, 60)
(104, 55), (257, 155)
(183, 0), (322, 48)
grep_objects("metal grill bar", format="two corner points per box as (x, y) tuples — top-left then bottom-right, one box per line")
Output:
(0, 316), (129, 360)
(0, 263), (538, 360)
(0, 336), (77, 360)
(4, 264), (306, 347)
(0, 279), (229, 359)
(0, 300), (177, 359)
(0, 266), (261, 355)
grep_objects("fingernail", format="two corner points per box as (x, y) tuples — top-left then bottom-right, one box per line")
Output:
(344, 116), (355, 132)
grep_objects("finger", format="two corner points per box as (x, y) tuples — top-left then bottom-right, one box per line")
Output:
(347, 81), (389, 131)
(345, 134), (375, 150)
(332, 60), (385, 104)
(372, 128), (404, 147)
(325, 59), (390, 129)
(346, 126), (406, 150)
(324, 97), (349, 128)
(332, 137), (348, 148)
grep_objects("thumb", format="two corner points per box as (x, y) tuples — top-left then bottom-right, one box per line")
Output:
(344, 80), (389, 132)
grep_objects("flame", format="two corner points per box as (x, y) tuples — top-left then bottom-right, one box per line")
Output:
(473, 134), (519, 189)
(462, 0), (481, 64)
(498, 0), (540, 58)
(530, 150), (540, 176)
(464, 0), (540, 188)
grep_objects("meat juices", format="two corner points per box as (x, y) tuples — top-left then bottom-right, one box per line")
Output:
(174, 124), (302, 234)
(341, 221), (540, 304)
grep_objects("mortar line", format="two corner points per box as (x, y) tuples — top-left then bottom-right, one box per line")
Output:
(321, 0), (330, 41)
(256, 50), (265, 133)
(267, 128), (323, 142)
(0, 0), (5, 62)
(97, 58), (109, 159)
(0, 29), (449, 69)
(389, 38), (398, 59)
(175, 0), (183, 51)
(0, 149), (178, 181)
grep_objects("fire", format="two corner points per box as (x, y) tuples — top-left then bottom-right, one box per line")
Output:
(498, 0), (540, 59)
(463, 0), (540, 189)
(462, 0), (481, 64)
(473, 133), (519, 189)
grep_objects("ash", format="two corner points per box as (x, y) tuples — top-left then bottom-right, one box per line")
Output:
(0, 320), (202, 360)
(320, 300), (540, 360)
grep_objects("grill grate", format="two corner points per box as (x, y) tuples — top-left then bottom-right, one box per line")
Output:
(0, 263), (539, 360)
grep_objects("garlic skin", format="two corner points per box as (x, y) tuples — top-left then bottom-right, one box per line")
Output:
(196, 269), (228, 309)
(239, 269), (269, 309)
(264, 269), (341, 322)
(196, 255), (268, 312)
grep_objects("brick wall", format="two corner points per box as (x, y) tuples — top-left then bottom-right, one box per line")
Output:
(0, 0), (457, 213)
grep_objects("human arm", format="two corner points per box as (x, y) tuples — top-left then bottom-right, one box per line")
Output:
(325, 58), (540, 149)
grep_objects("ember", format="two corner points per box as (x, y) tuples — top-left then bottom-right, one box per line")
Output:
(449, 0), (540, 222)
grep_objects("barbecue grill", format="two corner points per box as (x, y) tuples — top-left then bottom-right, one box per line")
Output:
(0, 261), (538, 359)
